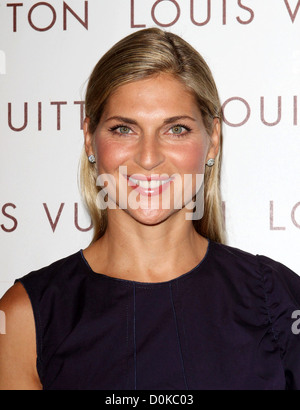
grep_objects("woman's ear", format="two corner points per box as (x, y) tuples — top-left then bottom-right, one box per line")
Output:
(83, 117), (94, 157)
(206, 117), (220, 161)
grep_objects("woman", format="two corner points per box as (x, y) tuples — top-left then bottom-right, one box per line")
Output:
(0, 28), (299, 390)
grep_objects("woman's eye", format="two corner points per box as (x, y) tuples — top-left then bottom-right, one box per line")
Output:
(118, 126), (131, 134)
(170, 125), (184, 134)
(109, 125), (133, 135)
(168, 125), (191, 136)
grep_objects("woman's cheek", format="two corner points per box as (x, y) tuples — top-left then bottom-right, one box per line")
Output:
(171, 143), (207, 174)
(96, 140), (132, 174)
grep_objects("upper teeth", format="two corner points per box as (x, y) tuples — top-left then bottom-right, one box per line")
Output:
(129, 177), (171, 189)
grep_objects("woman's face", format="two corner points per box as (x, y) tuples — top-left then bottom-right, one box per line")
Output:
(84, 73), (219, 226)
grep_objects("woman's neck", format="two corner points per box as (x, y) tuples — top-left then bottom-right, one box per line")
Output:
(84, 210), (208, 283)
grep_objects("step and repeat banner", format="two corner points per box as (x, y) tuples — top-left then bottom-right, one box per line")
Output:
(0, 0), (300, 297)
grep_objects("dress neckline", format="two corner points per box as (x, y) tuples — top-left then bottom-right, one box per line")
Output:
(79, 239), (212, 286)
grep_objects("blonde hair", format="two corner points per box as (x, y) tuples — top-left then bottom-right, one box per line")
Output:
(80, 28), (226, 244)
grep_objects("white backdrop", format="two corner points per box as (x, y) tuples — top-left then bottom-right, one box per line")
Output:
(1, 0), (300, 298)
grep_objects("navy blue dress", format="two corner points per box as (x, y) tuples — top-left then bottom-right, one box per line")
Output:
(16, 241), (300, 390)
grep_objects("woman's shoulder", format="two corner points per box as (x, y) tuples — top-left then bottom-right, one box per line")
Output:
(207, 241), (300, 390)
(15, 250), (86, 293)
(210, 240), (300, 307)
(0, 282), (43, 389)
(1, 250), (85, 328)
(211, 240), (298, 275)
(0, 281), (33, 323)
(0, 249), (85, 390)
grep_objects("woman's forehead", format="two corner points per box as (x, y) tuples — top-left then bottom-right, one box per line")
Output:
(102, 74), (199, 117)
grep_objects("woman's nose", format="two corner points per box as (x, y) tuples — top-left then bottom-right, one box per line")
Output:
(133, 134), (165, 171)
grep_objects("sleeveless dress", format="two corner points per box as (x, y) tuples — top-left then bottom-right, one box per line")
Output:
(16, 241), (300, 390)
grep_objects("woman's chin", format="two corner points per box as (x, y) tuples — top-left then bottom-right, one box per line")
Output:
(125, 207), (178, 226)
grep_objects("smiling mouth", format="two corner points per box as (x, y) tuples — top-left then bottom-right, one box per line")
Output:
(125, 175), (174, 196)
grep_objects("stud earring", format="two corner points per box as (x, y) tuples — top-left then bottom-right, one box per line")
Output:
(88, 154), (96, 164)
(206, 158), (215, 167)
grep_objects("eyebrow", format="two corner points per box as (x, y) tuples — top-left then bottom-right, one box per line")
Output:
(104, 115), (197, 125)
